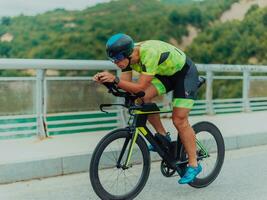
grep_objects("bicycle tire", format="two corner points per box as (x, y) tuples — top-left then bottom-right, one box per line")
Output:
(89, 128), (151, 200)
(179, 121), (225, 188)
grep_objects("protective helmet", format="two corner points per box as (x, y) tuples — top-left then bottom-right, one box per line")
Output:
(106, 33), (134, 62)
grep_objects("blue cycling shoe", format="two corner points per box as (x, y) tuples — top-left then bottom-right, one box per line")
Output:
(178, 164), (202, 184)
(148, 132), (171, 152)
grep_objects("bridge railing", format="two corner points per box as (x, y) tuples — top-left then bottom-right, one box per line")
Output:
(0, 58), (267, 139)
(197, 64), (267, 114)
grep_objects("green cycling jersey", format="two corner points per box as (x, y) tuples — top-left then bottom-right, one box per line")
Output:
(122, 40), (186, 76)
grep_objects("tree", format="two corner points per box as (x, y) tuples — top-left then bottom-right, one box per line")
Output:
(187, 7), (202, 26)
(262, 12), (267, 27)
(246, 4), (259, 16)
(169, 11), (186, 25)
(0, 43), (11, 57)
(1, 17), (11, 26)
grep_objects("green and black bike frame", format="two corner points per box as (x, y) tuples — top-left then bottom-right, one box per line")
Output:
(119, 106), (209, 171)
(117, 103), (179, 170)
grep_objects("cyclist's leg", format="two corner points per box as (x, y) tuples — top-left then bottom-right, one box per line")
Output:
(146, 77), (173, 135)
(145, 79), (172, 151)
(171, 57), (202, 183)
(172, 106), (197, 167)
(142, 83), (166, 135)
(172, 106), (203, 184)
(172, 56), (199, 167)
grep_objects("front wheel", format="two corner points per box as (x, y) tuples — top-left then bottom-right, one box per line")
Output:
(179, 121), (225, 188)
(89, 128), (151, 200)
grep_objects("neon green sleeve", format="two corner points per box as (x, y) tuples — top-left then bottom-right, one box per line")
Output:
(140, 48), (159, 76)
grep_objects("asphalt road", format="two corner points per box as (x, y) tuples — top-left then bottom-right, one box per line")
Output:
(1, 144), (267, 200)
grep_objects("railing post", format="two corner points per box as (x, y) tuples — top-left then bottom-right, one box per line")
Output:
(206, 70), (214, 115)
(44, 74), (48, 136)
(243, 70), (250, 112)
(36, 69), (47, 138)
(116, 69), (127, 127)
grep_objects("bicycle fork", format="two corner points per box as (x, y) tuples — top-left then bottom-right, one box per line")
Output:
(116, 128), (139, 169)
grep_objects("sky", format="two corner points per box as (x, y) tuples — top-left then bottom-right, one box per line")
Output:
(0, 0), (111, 17)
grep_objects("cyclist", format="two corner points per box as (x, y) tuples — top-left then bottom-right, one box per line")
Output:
(93, 33), (202, 184)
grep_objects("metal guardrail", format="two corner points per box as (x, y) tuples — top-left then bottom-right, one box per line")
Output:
(0, 58), (267, 139)
(0, 59), (119, 139)
(197, 63), (267, 114)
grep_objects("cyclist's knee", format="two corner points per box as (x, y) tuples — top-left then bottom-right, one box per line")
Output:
(172, 115), (189, 132)
(143, 85), (158, 103)
(143, 95), (153, 103)
(143, 91), (157, 103)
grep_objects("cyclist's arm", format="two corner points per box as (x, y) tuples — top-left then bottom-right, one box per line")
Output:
(117, 73), (153, 93)
(120, 71), (132, 82)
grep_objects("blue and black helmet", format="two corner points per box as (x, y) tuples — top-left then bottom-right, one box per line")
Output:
(106, 33), (134, 62)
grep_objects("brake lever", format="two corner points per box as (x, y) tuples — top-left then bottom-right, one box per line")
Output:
(100, 103), (127, 114)
(100, 104), (112, 114)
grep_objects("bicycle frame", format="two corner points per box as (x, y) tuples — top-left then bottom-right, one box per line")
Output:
(115, 110), (174, 169)
(119, 107), (210, 170)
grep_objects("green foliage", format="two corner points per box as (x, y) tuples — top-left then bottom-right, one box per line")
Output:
(262, 11), (267, 26)
(187, 7), (267, 65)
(0, 43), (11, 57)
(0, 70), (31, 77)
(0, 0), (237, 61)
(246, 4), (259, 16)
(186, 7), (267, 99)
(1, 17), (11, 26)
(168, 0), (238, 29)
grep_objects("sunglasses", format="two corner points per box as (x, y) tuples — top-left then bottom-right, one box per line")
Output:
(108, 53), (125, 63)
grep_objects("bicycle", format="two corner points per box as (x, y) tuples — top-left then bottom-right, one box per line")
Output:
(90, 79), (225, 200)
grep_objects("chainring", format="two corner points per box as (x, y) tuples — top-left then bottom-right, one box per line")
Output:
(160, 160), (176, 177)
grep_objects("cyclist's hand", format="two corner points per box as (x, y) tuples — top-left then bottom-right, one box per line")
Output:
(93, 73), (102, 83)
(95, 71), (116, 83)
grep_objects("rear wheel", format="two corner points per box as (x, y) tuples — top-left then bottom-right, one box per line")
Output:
(90, 129), (151, 200)
(179, 121), (225, 188)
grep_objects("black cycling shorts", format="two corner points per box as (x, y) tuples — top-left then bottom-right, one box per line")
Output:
(151, 57), (199, 109)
